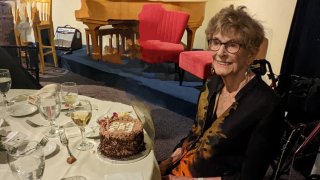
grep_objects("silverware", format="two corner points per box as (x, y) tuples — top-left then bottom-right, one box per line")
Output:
(39, 136), (49, 146)
(86, 135), (100, 140)
(20, 137), (48, 156)
(60, 176), (87, 180)
(25, 120), (47, 128)
(59, 130), (77, 164)
(26, 120), (75, 128)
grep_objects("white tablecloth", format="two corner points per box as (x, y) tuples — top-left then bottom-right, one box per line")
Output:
(0, 89), (161, 180)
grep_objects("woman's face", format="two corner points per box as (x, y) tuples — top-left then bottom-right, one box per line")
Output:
(210, 32), (254, 79)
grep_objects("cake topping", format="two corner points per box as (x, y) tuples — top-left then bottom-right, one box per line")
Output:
(109, 121), (134, 132)
(98, 112), (142, 134)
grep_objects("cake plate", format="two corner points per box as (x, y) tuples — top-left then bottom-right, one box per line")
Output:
(97, 132), (152, 164)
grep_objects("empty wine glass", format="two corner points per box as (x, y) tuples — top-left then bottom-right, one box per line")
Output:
(38, 92), (61, 138)
(0, 69), (12, 106)
(60, 82), (78, 116)
(70, 99), (93, 151)
(7, 140), (45, 180)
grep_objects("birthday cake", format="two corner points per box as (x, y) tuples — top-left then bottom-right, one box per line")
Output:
(98, 113), (145, 159)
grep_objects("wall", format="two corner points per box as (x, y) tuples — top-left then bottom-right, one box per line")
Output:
(51, 0), (297, 75)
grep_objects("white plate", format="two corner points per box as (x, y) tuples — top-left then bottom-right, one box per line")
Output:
(9, 94), (29, 103)
(43, 141), (57, 157)
(97, 133), (151, 164)
(7, 103), (38, 117)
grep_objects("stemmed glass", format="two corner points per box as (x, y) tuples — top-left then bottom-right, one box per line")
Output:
(60, 82), (78, 116)
(0, 69), (12, 106)
(38, 92), (61, 138)
(70, 99), (93, 151)
(7, 140), (45, 180)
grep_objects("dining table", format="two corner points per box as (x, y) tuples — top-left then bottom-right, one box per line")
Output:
(0, 89), (161, 180)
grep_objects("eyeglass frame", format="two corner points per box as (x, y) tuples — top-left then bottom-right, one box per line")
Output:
(207, 38), (244, 54)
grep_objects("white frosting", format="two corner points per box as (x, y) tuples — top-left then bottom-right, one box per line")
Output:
(109, 122), (134, 133)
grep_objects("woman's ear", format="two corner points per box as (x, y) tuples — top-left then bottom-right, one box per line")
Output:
(247, 53), (257, 66)
(247, 48), (258, 65)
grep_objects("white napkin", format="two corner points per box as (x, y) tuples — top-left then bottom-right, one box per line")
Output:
(64, 126), (94, 139)
(28, 84), (60, 104)
(104, 172), (143, 180)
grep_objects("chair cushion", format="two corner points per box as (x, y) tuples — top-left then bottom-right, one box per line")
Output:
(140, 40), (184, 63)
(179, 51), (213, 79)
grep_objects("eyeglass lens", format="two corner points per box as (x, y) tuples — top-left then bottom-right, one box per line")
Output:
(208, 39), (241, 54)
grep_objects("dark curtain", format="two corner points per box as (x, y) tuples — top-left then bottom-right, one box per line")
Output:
(280, 0), (320, 77)
(277, 0), (320, 177)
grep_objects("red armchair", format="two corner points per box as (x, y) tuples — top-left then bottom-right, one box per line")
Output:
(179, 38), (269, 86)
(138, 4), (190, 64)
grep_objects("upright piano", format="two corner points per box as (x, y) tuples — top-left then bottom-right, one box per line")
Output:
(75, 0), (207, 60)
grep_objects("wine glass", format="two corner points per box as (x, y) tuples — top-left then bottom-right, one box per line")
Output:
(7, 140), (45, 180)
(60, 82), (78, 116)
(38, 92), (61, 138)
(0, 69), (12, 106)
(71, 99), (93, 151)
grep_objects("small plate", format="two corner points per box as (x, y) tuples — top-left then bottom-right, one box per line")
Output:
(43, 141), (57, 157)
(7, 103), (38, 117)
(10, 94), (29, 103)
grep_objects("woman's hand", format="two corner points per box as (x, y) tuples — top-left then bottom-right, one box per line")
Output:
(159, 157), (173, 175)
(159, 148), (183, 175)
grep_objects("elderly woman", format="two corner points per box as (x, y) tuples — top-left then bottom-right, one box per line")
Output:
(159, 5), (284, 180)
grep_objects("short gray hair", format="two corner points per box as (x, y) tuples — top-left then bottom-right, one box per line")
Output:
(205, 5), (265, 53)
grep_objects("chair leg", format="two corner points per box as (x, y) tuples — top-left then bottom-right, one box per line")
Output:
(99, 31), (103, 60)
(49, 24), (58, 67)
(179, 68), (185, 86)
(85, 28), (90, 56)
(37, 28), (45, 74)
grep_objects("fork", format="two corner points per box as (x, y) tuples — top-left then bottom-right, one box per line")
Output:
(25, 120), (47, 128)
(59, 130), (77, 164)
(39, 136), (49, 146)
(19, 137), (48, 156)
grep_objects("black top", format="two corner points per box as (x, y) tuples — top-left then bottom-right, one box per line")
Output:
(0, 47), (41, 89)
(172, 75), (285, 180)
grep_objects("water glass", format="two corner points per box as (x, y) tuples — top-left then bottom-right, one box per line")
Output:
(7, 140), (45, 180)
(0, 69), (12, 106)
(38, 92), (61, 138)
(60, 82), (78, 116)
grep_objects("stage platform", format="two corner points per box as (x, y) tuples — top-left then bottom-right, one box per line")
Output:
(57, 47), (203, 118)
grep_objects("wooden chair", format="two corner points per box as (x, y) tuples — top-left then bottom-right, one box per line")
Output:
(31, 0), (57, 74)
(10, 0), (31, 47)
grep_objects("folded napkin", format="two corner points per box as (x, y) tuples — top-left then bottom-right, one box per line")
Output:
(104, 172), (143, 180)
(28, 84), (60, 104)
(64, 126), (94, 139)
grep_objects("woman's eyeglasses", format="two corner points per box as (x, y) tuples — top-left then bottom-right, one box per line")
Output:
(208, 38), (243, 54)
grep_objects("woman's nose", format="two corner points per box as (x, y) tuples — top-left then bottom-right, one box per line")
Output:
(216, 44), (227, 56)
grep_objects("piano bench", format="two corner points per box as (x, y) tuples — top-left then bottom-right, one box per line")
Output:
(85, 25), (137, 59)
